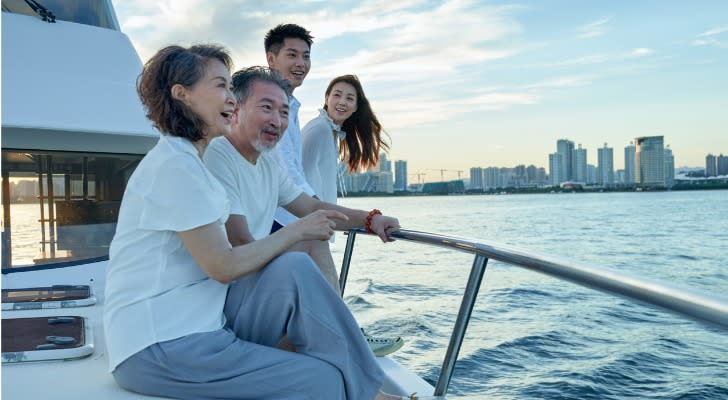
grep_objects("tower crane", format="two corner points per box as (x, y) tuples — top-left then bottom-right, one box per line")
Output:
(408, 172), (427, 184)
(426, 169), (465, 182)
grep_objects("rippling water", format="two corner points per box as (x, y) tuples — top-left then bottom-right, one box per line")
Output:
(334, 190), (728, 399)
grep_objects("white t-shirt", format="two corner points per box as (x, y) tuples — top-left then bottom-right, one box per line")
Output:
(104, 134), (230, 372)
(204, 136), (302, 239)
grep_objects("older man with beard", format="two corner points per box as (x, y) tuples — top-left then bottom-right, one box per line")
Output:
(204, 66), (401, 284)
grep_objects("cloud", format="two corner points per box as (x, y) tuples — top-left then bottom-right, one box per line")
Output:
(692, 25), (728, 47)
(697, 25), (728, 37)
(113, 0), (536, 131)
(367, 89), (540, 131)
(576, 17), (611, 39)
(523, 76), (592, 89)
(629, 47), (654, 57)
(538, 47), (654, 69)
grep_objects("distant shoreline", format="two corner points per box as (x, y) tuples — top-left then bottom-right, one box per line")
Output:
(7, 183), (726, 204)
(341, 183), (728, 197)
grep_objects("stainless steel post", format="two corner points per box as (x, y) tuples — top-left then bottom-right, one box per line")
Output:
(434, 254), (489, 396)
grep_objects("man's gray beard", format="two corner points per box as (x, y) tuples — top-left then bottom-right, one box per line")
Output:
(252, 140), (274, 154)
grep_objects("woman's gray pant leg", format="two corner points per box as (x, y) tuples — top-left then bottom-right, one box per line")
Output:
(112, 329), (345, 400)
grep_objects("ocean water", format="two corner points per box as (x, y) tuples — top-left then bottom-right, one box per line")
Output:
(5, 191), (727, 399)
(333, 190), (728, 399)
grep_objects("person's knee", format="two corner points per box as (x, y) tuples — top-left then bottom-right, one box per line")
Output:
(262, 252), (326, 289)
(267, 252), (317, 275)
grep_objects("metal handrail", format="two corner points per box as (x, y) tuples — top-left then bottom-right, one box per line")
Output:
(339, 228), (728, 397)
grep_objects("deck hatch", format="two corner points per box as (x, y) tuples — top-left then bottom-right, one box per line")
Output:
(2, 316), (94, 363)
(2, 285), (96, 310)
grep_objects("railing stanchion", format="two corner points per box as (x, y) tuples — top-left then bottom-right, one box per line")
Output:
(339, 230), (357, 296)
(434, 254), (489, 397)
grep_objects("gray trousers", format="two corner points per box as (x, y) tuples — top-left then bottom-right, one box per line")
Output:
(113, 252), (384, 400)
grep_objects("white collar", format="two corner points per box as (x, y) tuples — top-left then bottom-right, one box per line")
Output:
(319, 109), (345, 139)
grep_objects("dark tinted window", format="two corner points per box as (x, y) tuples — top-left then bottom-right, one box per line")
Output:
(1, 150), (142, 269)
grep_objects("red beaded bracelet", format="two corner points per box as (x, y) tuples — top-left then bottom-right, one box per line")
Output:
(364, 209), (382, 233)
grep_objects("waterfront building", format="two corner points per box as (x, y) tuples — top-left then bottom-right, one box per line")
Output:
(513, 165), (528, 187)
(635, 135), (665, 187)
(377, 171), (394, 193)
(346, 170), (392, 193)
(597, 143), (614, 186)
(536, 167), (547, 185)
(548, 153), (562, 186)
(500, 167), (516, 188)
(573, 144), (587, 183)
(469, 167), (483, 190)
(377, 152), (392, 173)
(394, 160), (408, 191)
(616, 169), (625, 184)
(706, 154), (717, 177)
(484, 167), (501, 189)
(718, 154), (728, 176)
(556, 139), (574, 182)
(587, 164), (597, 184)
(624, 142), (636, 184)
(664, 146), (675, 188)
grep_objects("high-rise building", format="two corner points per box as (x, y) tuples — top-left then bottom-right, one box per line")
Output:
(556, 139), (574, 182)
(549, 153), (562, 186)
(484, 167), (501, 189)
(376, 171), (394, 193)
(635, 136), (665, 187)
(525, 165), (537, 184)
(587, 164), (597, 184)
(597, 143), (614, 186)
(394, 160), (408, 191)
(469, 167), (483, 189)
(573, 144), (587, 183)
(376, 152), (392, 173)
(706, 154), (717, 177)
(664, 146), (675, 188)
(624, 142), (636, 184)
(718, 154), (728, 176)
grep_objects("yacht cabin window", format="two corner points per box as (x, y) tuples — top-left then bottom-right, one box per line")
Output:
(1, 149), (142, 270)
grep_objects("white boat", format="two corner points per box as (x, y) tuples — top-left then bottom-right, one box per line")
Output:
(3, 2), (727, 400)
(0, 1), (434, 398)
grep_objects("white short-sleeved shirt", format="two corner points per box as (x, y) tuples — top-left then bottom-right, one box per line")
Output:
(204, 136), (302, 240)
(273, 96), (315, 226)
(104, 134), (230, 372)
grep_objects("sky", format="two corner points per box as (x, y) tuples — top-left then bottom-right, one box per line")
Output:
(112, 0), (728, 182)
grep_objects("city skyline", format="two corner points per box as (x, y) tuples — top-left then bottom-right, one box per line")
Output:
(113, 1), (728, 180)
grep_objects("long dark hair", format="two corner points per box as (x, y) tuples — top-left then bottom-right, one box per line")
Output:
(137, 44), (233, 141)
(324, 75), (389, 172)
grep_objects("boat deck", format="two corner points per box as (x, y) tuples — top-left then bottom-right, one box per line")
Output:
(1, 261), (435, 399)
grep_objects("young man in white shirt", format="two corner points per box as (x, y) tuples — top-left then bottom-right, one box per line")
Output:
(265, 23), (315, 230)
(262, 25), (404, 357)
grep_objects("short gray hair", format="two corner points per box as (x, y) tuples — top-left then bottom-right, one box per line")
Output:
(231, 66), (291, 105)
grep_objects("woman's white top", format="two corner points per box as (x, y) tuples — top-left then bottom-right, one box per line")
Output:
(104, 134), (230, 372)
(301, 109), (345, 205)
